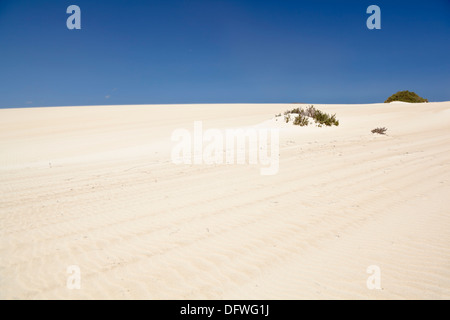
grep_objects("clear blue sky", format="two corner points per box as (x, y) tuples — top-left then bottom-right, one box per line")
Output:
(0, 0), (449, 107)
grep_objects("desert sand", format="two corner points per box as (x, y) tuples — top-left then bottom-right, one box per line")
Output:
(1, 102), (450, 299)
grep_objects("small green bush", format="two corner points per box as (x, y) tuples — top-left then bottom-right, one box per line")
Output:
(283, 105), (339, 127)
(293, 114), (309, 126)
(384, 90), (428, 103)
(313, 110), (339, 126)
(284, 106), (302, 115)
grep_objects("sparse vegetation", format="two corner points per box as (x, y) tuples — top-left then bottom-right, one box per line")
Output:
(312, 109), (339, 126)
(304, 105), (317, 118)
(384, 90), (428, 103)
(288, 107), (301, 114)
(371, 127), (387, 135)
(282, 105), (339, 127)
(293, 114), (309, 126)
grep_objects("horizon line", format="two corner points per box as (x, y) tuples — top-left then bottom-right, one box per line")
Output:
(2, 100), (449, 110)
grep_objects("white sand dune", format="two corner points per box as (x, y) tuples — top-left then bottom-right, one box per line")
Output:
(389, 101), (411, 104)
(1, 102), (450, 299)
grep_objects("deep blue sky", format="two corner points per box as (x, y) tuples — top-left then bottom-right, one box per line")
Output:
(0, 0), (449, 107)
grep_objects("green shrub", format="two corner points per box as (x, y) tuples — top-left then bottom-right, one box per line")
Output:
(311, 109), (339, 126)
(384, 90), (428, 103)
(293, 114), (309, 126)
(283, 105), (339, 127)
(284, 107), (301, 115)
